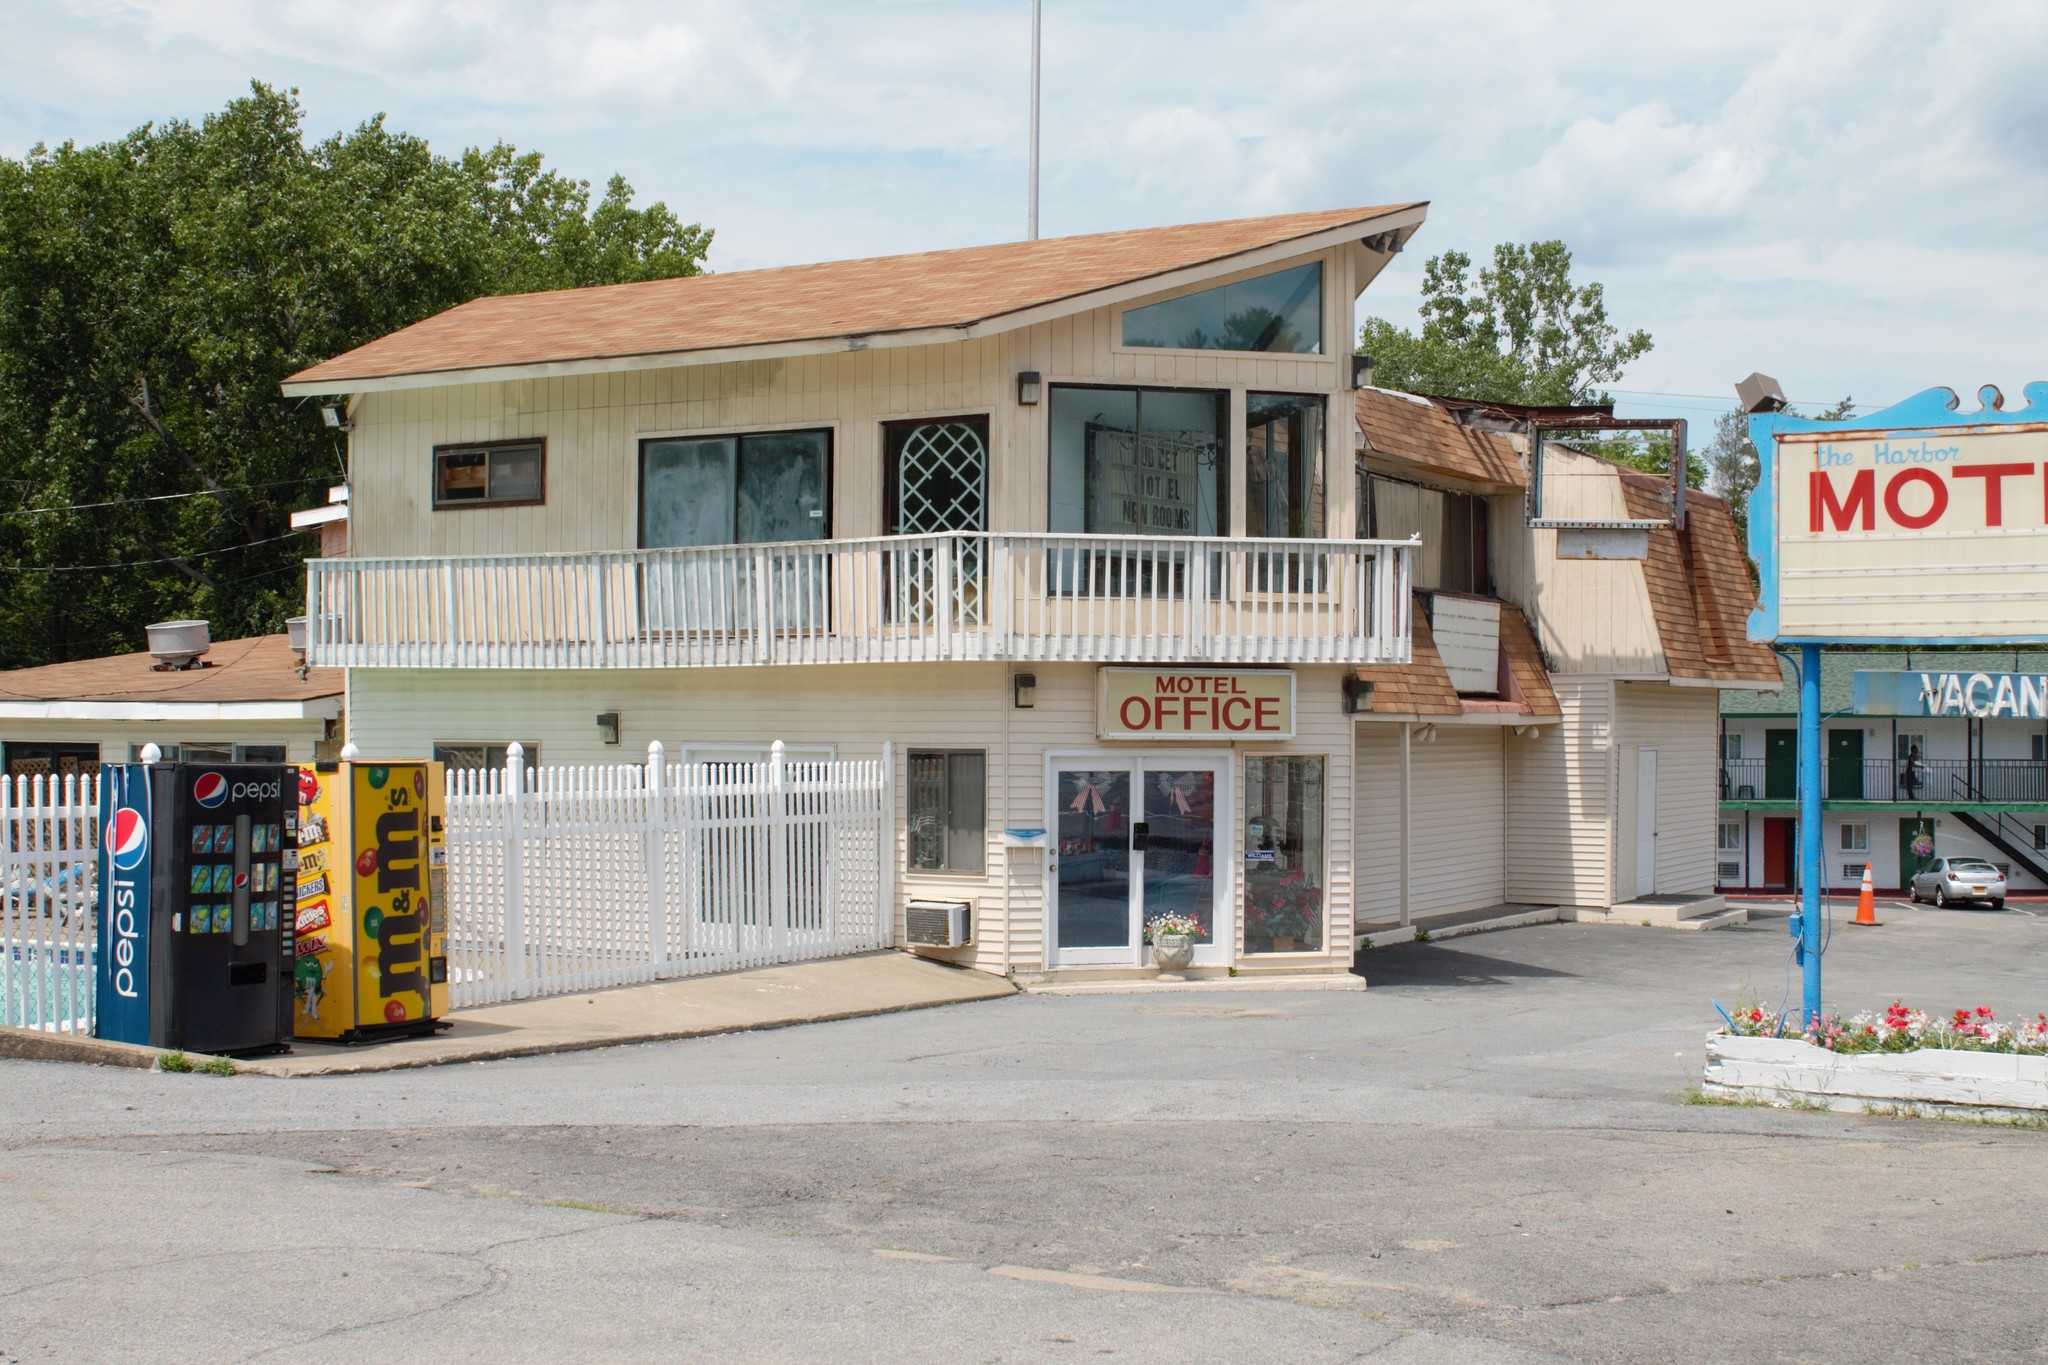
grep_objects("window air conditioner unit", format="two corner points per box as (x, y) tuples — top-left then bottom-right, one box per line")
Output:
(905, 899), (972, 948)
(1717, 862), (1741, 882)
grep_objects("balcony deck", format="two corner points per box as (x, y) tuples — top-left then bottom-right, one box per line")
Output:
(1721, 758), (2048, 810)
(305, 531), (1417, 671)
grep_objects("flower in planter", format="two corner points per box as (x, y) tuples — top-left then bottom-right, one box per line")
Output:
(1143, 912), (1206, 944)
(1723, 999), (2048, 1055)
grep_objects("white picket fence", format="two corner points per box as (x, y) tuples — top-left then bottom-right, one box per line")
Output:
(442, 741), (895, 1008)
(0, 748), (895, 1032)
(0, 772), (99, 1034)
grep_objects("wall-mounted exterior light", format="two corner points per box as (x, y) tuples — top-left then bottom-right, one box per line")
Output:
(1351, 354), (1374, 390)
(596, 711), (621, 745)
(1341, 676), (1374, 714)
(319, 401), (353, 431)
(1013, 673), (1037, 708)
(1016, 371), (1042, 406)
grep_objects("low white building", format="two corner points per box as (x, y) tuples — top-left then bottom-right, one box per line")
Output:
(0, 631), (343, 776)
(283, 205), (1777, 975)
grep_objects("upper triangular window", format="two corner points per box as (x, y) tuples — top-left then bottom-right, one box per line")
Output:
(1121, 262), (1322, 354)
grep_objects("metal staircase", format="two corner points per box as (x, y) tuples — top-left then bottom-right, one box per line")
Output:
(1946, 774), (2048, 884)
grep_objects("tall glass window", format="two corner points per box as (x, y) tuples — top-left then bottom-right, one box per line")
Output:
(1246, 394), (1325, 538)
(640, 429), (830, 547)
(1243, 756), (1326, 953)
(1121, 262), (1323, 354)
(1049, 386), (1225, 536)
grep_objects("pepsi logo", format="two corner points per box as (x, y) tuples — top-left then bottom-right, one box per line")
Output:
(193, 772), (228, 808)
(109, 807), (149, 871)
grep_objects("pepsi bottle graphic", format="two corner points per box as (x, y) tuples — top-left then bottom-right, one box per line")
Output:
(95, 761), (295, 1053)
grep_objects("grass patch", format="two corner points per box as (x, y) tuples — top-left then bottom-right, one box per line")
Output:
(1681, 1083), (1768, 1108)
(545, 1198), (632, 1215)
(1413, 926), (1430, 943)
(156, 1051), (192, 1073)
(154, 1050), (238, 1076)
(196, 1056), (237, 1076)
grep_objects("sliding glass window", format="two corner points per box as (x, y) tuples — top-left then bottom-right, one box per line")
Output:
(1049, 386), (1226, 537)
(1245, 394), (1325, 538)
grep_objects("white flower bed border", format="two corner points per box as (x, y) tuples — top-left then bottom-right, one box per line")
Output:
(1703, 1033), (2048, 1118)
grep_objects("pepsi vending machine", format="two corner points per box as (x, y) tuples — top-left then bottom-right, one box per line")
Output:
(95, 763), (295, 1054)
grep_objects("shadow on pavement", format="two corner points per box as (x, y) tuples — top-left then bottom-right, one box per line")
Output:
(1353, 941), (1580, 989)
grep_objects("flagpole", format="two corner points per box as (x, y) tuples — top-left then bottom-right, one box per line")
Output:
(1028, 0), (1041, 240)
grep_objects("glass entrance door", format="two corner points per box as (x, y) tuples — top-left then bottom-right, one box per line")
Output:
(1049, 756), (1228, 966)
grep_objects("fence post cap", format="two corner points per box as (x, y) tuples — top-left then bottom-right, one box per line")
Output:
(339, 742), (360, 761)
(139, 743), (162, 764)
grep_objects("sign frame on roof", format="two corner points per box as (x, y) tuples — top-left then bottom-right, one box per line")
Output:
(1747, 383), (2048, 644)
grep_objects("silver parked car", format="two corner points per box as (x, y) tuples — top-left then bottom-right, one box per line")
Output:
(1909, 857), (2006, 909)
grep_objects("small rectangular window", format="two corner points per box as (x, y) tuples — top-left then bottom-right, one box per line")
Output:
(907, 751), (986, 873)
(1721, 733), (1743, 761)
(1717, 822), (1742, 852)
(433, 742), (540, 772)
(180, 743), (234, 764)
(1840, 823), (1869, 852)
(434, 440), (545, 509)
(235, 745), (288, 764)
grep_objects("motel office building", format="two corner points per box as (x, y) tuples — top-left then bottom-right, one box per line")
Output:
(1718, 652), (2048, 896)
(287, 205), (1776, 977)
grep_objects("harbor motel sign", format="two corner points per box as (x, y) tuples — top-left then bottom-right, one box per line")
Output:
(1749, 381), (2048, 1023)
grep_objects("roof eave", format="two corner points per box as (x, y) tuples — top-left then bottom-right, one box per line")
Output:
(282, 204), (1430, 397)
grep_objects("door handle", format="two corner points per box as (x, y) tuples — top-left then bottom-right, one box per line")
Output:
(1131, 822), (1150, 852)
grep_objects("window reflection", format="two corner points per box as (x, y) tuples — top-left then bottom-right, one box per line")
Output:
(1122, 263), (1323, 354)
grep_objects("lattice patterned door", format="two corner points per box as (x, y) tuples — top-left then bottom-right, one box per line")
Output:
(889, 419), (988, 625)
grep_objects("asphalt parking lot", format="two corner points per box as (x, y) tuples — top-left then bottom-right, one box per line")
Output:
(3, 898), (2045, 1363)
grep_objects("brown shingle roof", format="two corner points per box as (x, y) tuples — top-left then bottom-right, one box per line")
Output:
(1355, 387), (1525, 490)
(0, 635), (341, 706)
(1351, 597), (1558, 719)
(286, 204), (1423, 390)
(1618, 474), (1781, 685)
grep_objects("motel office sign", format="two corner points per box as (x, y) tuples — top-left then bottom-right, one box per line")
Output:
(1752, 383), (2048, 642)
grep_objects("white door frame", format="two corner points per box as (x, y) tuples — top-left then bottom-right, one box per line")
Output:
(1635, 746), (1659, 898)
(1044, 749), (1235, 968)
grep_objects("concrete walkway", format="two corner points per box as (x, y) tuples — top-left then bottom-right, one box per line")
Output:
(0, 951), (1016, 1078)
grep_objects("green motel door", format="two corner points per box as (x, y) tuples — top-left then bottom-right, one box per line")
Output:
(1828, 729), (1865, 801)
(1764, 729), (1796, 800)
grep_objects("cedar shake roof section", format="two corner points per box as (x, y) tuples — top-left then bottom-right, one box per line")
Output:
(288, 204), (1425, 389)
(1355, 387), (1524, 490)
(1351, 598), (1463, 717)
(1351, 598), (1560, 719)
(1618, 473), (1782, 685)
(0, 635), (341, 705)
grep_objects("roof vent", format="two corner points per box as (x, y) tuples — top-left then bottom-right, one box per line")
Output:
(146, 619), (212, 671)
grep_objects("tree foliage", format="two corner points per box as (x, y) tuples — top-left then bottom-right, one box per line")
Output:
(1706, 395), (1855, 540)
(0, 83), (710, 666)
(1356, 240), (1652, 406)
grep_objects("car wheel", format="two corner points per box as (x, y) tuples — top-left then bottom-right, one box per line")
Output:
(1908, 885), (1921, 903)
(1991, 898), (2005, 910)
(1934, 886), (1948, 908)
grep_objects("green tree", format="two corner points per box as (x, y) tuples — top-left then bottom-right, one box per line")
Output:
(0, 83), (711, 667)
(1356, 240), (1652, 405)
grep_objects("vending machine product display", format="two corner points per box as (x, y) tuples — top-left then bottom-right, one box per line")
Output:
(94, 762), (296, 1054)
(291, 761), (449, 1042)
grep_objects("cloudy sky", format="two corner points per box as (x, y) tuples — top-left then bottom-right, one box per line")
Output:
(6, 0), (2045, 426)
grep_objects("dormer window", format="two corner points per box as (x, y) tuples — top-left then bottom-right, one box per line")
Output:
(1121, 262), (1323, 354)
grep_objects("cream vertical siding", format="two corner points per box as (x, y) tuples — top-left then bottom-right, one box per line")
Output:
(347, 249), (1354, 558)
(1407, 727), (1506, 915)
(1491, 447), (1666, 675)
(1505, 677), (1614, 908)
(1612, 683), (1719, 896)
(1352, 724), (1404, 923)
(347, 661), (1359, 972)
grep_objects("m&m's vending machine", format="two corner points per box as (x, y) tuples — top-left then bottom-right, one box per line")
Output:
(291, 760), (449, 1042)
(94, 762), (296, 1054)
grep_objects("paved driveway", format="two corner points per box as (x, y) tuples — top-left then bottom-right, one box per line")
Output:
(3, 900), (2046, 1362)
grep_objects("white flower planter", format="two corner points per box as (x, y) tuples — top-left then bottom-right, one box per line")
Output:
(1704, 1033), (2048, 1116)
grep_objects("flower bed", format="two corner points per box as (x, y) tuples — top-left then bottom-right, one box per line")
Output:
(1704, 1003), (2048, 1116)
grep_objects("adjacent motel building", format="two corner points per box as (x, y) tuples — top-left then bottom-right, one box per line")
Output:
(1719, 651), (2048, 895)
(285, 205), (1777, 977)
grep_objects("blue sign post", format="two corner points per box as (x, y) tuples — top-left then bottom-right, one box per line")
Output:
(1750, 383), (2048, 1027)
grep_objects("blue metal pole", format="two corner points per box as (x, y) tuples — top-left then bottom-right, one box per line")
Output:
(1798, 642), (1824, 1025)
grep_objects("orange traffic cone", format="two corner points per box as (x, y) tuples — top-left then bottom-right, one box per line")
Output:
(1850, 862), (1881, 927)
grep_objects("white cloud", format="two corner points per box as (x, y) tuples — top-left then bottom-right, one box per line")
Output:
(3, 0), (2045, 410)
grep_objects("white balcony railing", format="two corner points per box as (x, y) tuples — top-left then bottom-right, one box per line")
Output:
(304, 531), (1415, 670)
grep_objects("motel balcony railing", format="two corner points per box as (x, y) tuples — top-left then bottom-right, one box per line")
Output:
(303, 531), (1417, 671)
(1721, 757), (2048, 805)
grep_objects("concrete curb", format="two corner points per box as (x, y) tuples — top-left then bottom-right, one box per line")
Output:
(0, 1026), (235, 1072)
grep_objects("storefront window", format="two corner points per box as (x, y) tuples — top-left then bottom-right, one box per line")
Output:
(1243, 756), (1325, 953)
(908, 750), (986, 873)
